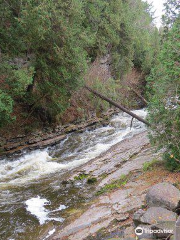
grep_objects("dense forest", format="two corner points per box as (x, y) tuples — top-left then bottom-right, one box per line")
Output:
(147, 0), (180, 170)
(0, 0), (157, 124)
(0, 0), (179, 167)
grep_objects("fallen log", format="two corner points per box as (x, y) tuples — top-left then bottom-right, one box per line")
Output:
(129, 85), (148, 105)
(85, 85), (151, 126)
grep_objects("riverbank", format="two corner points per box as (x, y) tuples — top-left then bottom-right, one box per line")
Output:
(0, 108), (119, 157)
(0, 109), (148, 240)
(2, 109), (178, 240)
(40, 131), (179, 240)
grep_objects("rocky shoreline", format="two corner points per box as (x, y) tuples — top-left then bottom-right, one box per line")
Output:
(37, 131), (180, 240)
(1, 110), (179, 240)
(0, 109), (119, 157)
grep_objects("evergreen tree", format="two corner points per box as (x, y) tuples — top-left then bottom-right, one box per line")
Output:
(0, 0), (157, 127)
(147, 0), (180, 170)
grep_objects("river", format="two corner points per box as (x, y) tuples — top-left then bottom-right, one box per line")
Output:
(0, 109), (147, 240)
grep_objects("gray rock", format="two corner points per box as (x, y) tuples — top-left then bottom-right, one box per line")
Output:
(105, 239), (123, 240)
(145, 182), (180, 210)
(133, 209), (146, 226)
(123, 226), (136, 238)
(123, 239), (135, 240)
(140, 207), (177, 225)
(106, 238), (123, 240)
(135, 225), (154, 239)
(115, 213), (129, 222)
(151, 221), (175, 239)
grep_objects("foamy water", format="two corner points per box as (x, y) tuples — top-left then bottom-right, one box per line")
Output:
(25, 196), (66, 224)
(0, 109), (147, 240)
(0, 109), (147, 189)
(43, 229), (56, 240)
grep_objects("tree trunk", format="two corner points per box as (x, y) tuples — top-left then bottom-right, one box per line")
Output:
(85, 85), (150, 126)
(130, 86), (148, 105)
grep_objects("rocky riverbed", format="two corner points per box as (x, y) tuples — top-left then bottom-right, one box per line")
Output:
(42, 131), (180, 240)
(1, 110), (180, 240)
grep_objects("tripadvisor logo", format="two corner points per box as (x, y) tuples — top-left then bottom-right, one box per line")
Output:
(135, 225), (173, 236)
(135, 227), (143, 236)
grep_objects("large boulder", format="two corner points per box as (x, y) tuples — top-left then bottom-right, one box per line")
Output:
(145, 182), (180, 210)
(151, 221), (175, 239)
(140, 207), (177, 225)
(133, 207), (177, 226)
(133, 207), (177, 239)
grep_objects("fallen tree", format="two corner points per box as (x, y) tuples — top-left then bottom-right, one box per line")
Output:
(85, 85), (151, 126)
(128, 85), (148, 105)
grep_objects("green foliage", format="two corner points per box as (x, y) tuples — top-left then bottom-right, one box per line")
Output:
(143, 159), (162, 172)
(74, 173), (88, 181)
(87, 177), (97, 184)
(0, 90), (14, 127)
(164, 152), (180, 172)
(89, 77), (120, 111)
(147, 2), (180, 170)
(8, 67), (34, 98)
(129, 0), (160, 73)
(0, 0), (158, 128)
(96, 174), (128, 195)
(162, 0), (180, 28)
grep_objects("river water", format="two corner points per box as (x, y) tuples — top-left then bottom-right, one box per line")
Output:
(0, 109), (147, 240)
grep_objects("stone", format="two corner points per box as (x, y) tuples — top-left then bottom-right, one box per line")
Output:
(106, 238), (123, 240)
(133, 209), (146, 226)
(151, 221), (175, 239)
(123, 226), (136, 239)
(145, 182), (180, 210)
(115, 213), (129, 222)
(52, 206), (113, 239)
(140, 207), (177, 225)
(123, 239), (135, 240)
(135, 225), (154, 239)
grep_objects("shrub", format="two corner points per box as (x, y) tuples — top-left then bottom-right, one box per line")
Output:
(0, 90), (14, 127)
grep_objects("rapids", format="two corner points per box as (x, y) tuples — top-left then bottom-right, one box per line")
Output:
(0, 109), (147, 240)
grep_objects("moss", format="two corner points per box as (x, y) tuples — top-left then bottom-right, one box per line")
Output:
(96, 174), (128, 196)
(66, 208), (83, 215)
(74, 173), (89, 181)
(141, 204), (147, 210)
(100, 173), (108, 179)
(87, 177), (97, 184)
(143, 159), (162, 172)
(173, 182), (180, 189)
(0, 148), (5, 154)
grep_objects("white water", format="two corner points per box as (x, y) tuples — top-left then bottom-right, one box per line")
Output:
(25, 196), (66, 225)
(42, 229), (56, 240)
(0, 109), (147, 189)
(0, 109), (147, 240)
